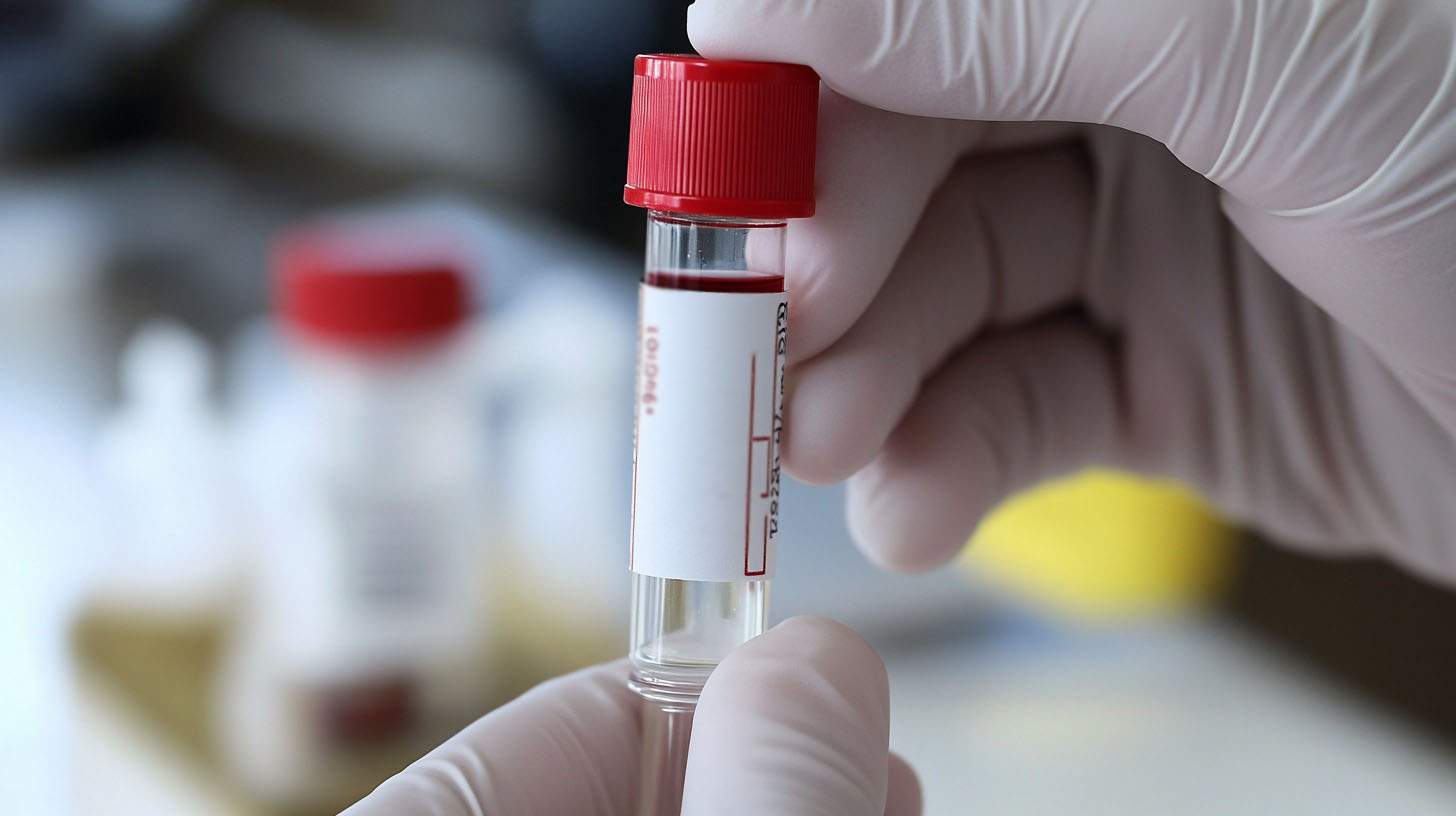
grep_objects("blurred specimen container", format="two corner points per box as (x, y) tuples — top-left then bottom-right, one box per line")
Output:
(220, 222), (493, 809)
(623, 54), (818, 816)
(95, 320), (240, 616)
(484, 278), (636, 682)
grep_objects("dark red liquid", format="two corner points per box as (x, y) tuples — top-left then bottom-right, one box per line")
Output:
(317, 676), (417, 744)
(644, 270), (785, 293)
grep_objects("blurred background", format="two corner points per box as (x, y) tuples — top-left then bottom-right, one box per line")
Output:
(3, 1), (1456, 814)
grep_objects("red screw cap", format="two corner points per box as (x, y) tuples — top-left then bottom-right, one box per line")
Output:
(273, 223), (469, 346)
(624, 54), (819, 219)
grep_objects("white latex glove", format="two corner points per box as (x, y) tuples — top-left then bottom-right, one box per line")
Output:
(689, 0), (1456, 581)
(342, 616), (921, 815)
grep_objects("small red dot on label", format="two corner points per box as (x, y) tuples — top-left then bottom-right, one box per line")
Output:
(646, 408), (654, 415)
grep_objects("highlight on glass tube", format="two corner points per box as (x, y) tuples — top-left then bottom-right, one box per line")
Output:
(622, 54), (819, 816)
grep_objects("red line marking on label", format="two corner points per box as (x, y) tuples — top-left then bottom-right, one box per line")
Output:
(744, 353), (756, 576)
(744, 515), (768, 576)
(762, 311), (786, 501)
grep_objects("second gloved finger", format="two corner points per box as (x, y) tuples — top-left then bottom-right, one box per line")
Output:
(784, 144), (1095, 485)
(885, 754), (924, 816)
(760, 89), (981, 363)
(847, 317), (1121, 572)
(681, 616), (921, 816)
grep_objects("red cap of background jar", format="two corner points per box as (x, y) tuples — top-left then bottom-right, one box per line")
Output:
(624, 54), (819, 219)
(272, 223), (469, 346)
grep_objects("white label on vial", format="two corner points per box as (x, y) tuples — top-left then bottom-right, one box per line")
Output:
(631, 284), (788, 581)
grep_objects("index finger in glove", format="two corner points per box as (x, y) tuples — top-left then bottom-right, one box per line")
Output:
(690, 0), (1451, 212)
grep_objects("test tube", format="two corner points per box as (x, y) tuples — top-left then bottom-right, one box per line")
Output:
(622, 54), (819, 816)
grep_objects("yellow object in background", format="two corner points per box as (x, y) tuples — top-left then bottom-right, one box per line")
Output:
(965, 470), (1240, 621)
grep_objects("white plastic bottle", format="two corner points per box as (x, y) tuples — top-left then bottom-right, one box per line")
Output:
(94, 319), (241, 617)
(484, 277), (635, 675)
(220, 222), (492, 808)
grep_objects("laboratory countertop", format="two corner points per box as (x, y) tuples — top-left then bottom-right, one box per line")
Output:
(67, 614), (1456, 815)
(883, 615), (1456, 815)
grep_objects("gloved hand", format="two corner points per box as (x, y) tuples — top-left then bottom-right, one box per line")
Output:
(690, 0), (1456, 581)
(342, 616), (921, 815)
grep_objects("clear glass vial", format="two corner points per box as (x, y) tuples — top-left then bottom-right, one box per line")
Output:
(622, 54), (818, 816)
(630, 213), (785, 814)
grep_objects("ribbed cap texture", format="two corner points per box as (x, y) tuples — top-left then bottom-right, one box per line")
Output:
(624, 54), (819, 219)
